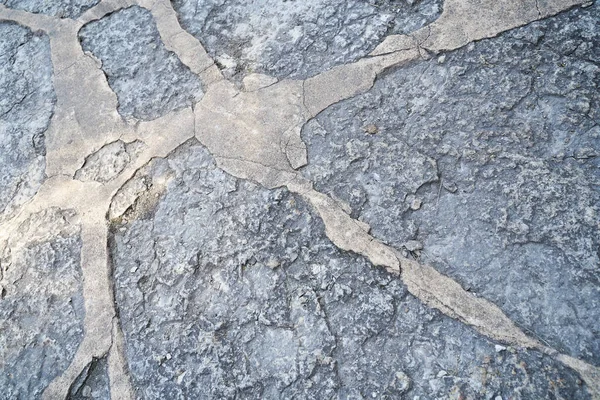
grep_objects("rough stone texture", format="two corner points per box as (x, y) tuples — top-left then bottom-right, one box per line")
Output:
(109, 140), (589, 399)
(302, 3), (600, 367)
(75, 140), (145, 183)
(0, 208), (84, 399)
(172, 0), (443, 80)
(78, 6), (203, 121)
(68, 357), (110, 400)
(0, 0), (100, 18)
(0, 22), (54, 222)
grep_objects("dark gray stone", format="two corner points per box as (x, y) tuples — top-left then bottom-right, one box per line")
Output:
(109, 140), (589, 399)
(68, 357), (111, 400)
(0, 21), (54, 221)
(0, 0), (100, 18)
(172, 0), (443, 80)
(0, 208), (85, 399)
(301, 3), (600, 366)
(78, 6), (203, 121)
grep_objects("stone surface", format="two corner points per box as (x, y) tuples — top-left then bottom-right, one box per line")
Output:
(0, 21), (54, 222)
(78, 6), (203, 121)
(68, 357), (110, 400)
(0, 208), (84, 399)
(172, 0), (443, 80)
(0, 0), (100, 18)
(109, 140), (590, 399)
(75, 140), (145, 183)
(302, 3), (600, 367)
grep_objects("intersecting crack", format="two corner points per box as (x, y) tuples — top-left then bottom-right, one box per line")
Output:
(0, 0), (598, 398)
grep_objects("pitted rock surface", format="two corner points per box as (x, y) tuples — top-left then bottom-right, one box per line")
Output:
(0, 208), (84, 399)
(109, 140), (590, 399)
(78, 6), (203, 121)
(0, 0), (100, 18)
(0, 21), (54, 222)
(172, 0), (443, 80)
(302, 3), (600, 366)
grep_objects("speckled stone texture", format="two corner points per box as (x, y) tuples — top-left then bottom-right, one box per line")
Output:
(0, 21), (54, 222)
(78, 6), (203, 121)
(302, 2), (600, 367)
(171, 0), (443, 80)
(75, 140), (145, 183)
(0, 208), (84, 399)
(109, 140), (590, 399)
(0, 0), (100, 18)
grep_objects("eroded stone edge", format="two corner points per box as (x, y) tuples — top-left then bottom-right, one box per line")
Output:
(0, 0), (598, 398)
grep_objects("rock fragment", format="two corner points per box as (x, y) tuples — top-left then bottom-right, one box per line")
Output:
(0, 22), (54, 222)
(79, 6), (203, 121)
(0, 208), (84, 399)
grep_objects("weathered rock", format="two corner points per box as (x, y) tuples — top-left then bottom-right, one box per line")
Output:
(68, 357), (110, 400)
(0, 208), (84, 399)
(0, 0), (100, 18)
(0, 22), (54, 222)
(109, 140), (589, 399)
(78, 6), (203, 121)
(302, 3), (600, 366)
(172, 0), (443, 80)
(75, 140), (145, 183)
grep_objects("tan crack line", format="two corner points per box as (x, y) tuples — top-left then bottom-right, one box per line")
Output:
(0, 0), (598, 398)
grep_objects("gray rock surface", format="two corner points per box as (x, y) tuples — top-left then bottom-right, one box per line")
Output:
(0, 22), (54, 221)
(109, 140), (590, 399)
(0, 208), (85, 399)
(0, 0), (100, 18)
(68, 357), (110, 400)
(172, 0), (443, 80)
(75, 140), (145, 183)
(302, 3), (600, 366)
(78, 6), (203, 121)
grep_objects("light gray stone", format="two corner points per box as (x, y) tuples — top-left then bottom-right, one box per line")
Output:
(0, 22), (54, 221)
(75, 140), (145, 183)
(301, 3), (600, 367)
(109, 140), (590, 399)
(0, 0), (100, 18)
(78, 6), (203, 121)
(0, 208), (84, 399)
(172, 0), (443, 80)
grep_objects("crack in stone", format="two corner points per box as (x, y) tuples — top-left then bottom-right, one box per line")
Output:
(0, 0), (598, 398)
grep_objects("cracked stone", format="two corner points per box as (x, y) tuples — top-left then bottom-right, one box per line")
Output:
(0, 0), (100, 18)
(68, 357), (110, 400)
(0, 21), (54, 222)
(302, 3), (600, 366)
(172, 0), (443, 80)
(75, 140), (145, 183)
(78, 6), (203, 121)
(109, 140), (589, 399)
(0, 208), (84, 399)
